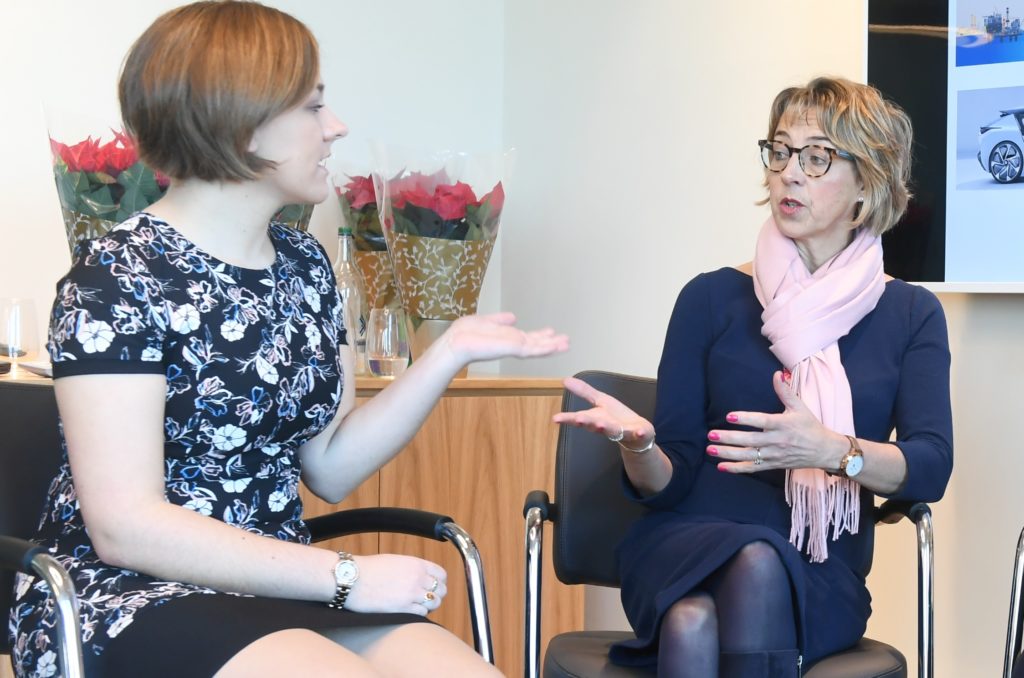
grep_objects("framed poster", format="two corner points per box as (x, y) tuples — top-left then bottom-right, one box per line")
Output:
(869, 0), (1024, 290)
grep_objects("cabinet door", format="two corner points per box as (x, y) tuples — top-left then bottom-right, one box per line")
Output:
(377, 391), (582, 678)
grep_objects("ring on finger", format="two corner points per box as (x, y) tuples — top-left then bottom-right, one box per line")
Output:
(607, 425), (625, 443)
(428, 577), (439, 592)
(424, 591), (436, 602)
(753, 447), (763, 465)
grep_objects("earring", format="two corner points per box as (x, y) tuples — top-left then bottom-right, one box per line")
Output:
(856, 196), (864, 203)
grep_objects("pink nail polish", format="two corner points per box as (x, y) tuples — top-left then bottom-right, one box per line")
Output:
(782, 368), (792, 383)
(717, 463), (729, 473)
(726, 414), (738, 423)
(707, 431), (720, 441)
(707, 447), (718, 456)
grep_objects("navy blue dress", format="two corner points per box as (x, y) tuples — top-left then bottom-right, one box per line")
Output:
(611, 267), (953, 667)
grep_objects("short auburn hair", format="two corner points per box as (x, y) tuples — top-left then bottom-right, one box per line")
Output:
(763, 76), (914, 236)
(119, 0), (319, 181)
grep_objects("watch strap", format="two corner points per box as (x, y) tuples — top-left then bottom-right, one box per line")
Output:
(839, 435), (863, 478)
(328, 551), (355, 610)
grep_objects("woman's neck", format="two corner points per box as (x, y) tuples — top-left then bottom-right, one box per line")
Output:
(145, 179), (281, 268)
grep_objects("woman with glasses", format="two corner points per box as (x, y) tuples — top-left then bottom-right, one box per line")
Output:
(554, 77), (952, 677)
(8, 2), (567, 677)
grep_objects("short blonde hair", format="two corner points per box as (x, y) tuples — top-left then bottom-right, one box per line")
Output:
(763, 76), (913, 236)
(119, 1), (319, 181)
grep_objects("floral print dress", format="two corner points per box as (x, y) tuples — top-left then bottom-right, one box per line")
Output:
(8, 214), (354, 676)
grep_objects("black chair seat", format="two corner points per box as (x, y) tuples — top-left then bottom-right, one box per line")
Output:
(544, 632), (905, 678)
(544, 632), (655, 678)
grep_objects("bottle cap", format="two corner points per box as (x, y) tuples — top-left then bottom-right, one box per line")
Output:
(339, 227), (354, 236)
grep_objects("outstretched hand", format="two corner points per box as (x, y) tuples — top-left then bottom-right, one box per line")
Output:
(551, 376), (655, 451)
(441, 312), (569, 366)
(708, 370), (846, 473)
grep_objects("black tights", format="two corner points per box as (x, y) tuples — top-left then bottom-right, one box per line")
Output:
(657, 541), (798, 678)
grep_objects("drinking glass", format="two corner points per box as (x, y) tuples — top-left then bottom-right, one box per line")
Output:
(366, 307), (410, 378)
(0, 298), (40, 377)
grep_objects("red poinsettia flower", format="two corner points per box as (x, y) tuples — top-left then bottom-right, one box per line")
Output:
(395, 184), (435, 211)
(478, 182), (504, 213)
(343, 174), (377, 210)
(434, 181), (478, 220)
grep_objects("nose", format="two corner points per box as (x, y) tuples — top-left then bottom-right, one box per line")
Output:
(323, 106), (349, 142)
(779, 151), (804, 184)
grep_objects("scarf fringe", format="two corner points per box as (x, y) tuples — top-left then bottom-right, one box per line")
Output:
(786, 469), (861, 564)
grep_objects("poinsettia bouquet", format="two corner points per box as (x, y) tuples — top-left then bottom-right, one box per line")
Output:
(384, 169), (504, 242)
(336, 173), (385, 251)
(50, 130), (170, 224)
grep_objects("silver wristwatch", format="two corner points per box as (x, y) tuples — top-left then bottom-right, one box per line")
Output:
(328, 551), (359, 610)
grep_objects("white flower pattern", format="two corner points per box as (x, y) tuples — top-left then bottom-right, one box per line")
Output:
(10, 215), (347, 676)
(75, 320), (115, 354)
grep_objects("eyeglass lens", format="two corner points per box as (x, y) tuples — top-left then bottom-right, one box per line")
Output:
(761, 142), (833, 177)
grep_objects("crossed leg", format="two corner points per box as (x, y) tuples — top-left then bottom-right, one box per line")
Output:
(656, 541), (797, 678)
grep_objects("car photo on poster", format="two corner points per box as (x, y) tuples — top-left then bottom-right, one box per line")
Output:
(978, 108), (1024, 183)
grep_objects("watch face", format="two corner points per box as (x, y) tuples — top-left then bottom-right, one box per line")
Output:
(845, 454), (864, 478)
(334, 559), (359, 585)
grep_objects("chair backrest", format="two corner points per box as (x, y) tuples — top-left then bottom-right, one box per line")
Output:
(552, 371), (656, 587)
(0, 381), (62, 653)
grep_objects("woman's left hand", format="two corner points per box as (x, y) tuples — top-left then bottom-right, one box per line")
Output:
(709, 370), (847, 474)
(438, 312), (569, 366)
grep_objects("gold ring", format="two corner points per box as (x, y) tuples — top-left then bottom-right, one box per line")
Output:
(424, 591), (436, 602)
(429, 577), (439, 592)
(754, 448), (763, 465)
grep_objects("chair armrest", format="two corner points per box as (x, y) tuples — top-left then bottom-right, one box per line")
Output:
(874, 500), (934, 678)
(523, 490), (553, 678)
(0, 535), (45, 573)
(0, 536), (85, 678)
(306, 507), (455, 543)
(874, 500), (931, 526)
(306, 507), (493, 664)
(523, 490), (553, 520)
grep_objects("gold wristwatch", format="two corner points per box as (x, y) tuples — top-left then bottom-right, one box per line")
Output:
(838, 435), (864, 479)
(328, 551), (359, 610)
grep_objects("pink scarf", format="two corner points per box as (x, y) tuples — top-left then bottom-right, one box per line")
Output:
(752, 218), (885, 563)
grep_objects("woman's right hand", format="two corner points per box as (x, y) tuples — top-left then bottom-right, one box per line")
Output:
(344, 554), (448, 616)
(552, 376), (655, 451)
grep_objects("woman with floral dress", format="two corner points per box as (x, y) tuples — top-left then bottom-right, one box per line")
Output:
(8, 2), (567, 676)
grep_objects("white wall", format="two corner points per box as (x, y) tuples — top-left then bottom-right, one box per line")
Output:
(501, 3), (1024, 677)
(4, 2), (1024, 677)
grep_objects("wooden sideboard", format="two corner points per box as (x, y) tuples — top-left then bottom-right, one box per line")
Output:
(1, 371), (583, 678)
(302, 375), (583, 678)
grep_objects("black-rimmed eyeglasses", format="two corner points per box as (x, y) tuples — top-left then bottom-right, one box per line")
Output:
(758, 139), (854, 178)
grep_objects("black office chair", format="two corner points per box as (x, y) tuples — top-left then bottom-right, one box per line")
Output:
(1, 379), (494, 675)
(1, 382), (85, 678)
(523, 370), (934, 678)
(1003, 526), (1024, 678)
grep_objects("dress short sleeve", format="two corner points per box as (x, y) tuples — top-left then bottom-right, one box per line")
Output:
(48, 231), (169, 378)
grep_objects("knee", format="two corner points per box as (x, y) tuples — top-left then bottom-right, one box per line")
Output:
(660, 592), (717, 640)
(729, 541), (787, 589)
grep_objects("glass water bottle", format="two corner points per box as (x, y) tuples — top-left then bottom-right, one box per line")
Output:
(333, 227), (368, 375)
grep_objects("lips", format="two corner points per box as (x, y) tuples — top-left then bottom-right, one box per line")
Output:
(778, 196), (805, 217)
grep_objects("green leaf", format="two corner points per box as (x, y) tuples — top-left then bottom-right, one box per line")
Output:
(118, 162), (161, 214)
(53, 169), (79, 212)
(80, 185), (118, 218)
(391, 210), (420, 237)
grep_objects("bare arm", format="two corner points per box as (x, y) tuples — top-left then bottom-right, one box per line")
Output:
(299, 313), (568, 502)
(57, 373), (445, 614)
